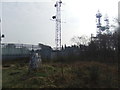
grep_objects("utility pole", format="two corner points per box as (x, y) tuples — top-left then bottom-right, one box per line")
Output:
(0, 18), (4, 89)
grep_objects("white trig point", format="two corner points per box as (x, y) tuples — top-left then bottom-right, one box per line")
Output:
(28, 52), (42, 73)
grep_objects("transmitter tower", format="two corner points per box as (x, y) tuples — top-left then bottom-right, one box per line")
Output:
(52, 0), (62, 50)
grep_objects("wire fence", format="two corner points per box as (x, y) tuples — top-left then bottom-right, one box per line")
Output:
(1, 43), (41, 50)
(1, 43), (41, 60)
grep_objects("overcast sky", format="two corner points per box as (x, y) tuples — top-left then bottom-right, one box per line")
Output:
(1, 0), (119, 48)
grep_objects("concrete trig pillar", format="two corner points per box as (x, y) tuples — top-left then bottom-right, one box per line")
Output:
(28, 52), (42, 73)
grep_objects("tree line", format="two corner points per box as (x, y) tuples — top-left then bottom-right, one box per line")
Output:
(58, 20), (120, 63)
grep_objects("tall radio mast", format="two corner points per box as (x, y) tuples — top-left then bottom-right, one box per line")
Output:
(96, 10), (110, 35)
(52, 0), (62, 50)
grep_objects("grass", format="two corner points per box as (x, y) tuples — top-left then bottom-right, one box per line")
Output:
(2, 60), (118, 88)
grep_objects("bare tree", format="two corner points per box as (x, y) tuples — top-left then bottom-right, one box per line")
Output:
(71, 35), (90, 46)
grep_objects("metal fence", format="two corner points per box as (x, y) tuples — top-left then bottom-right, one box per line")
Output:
(1, 43), (41, 60)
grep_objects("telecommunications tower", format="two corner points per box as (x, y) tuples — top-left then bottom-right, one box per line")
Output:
(96, 10), (102, 34)
(52, 0), (62, 50)
(96, 10), (110, 35)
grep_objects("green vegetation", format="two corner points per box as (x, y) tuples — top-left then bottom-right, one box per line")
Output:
(2, 61), (118, 88)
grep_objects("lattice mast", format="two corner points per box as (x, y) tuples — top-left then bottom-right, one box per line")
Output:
(96, 10), (110, 35)
(96, 10), (102, 35)
(104, 15), (110, 33)
(52, 0), (62, 50)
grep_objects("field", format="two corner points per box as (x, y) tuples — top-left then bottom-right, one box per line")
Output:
(2, 60), (118, 88)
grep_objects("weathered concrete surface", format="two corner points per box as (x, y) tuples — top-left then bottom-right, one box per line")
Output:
(28, 53), (42, 73)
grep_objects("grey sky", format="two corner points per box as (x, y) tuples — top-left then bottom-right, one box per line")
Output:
(2, 2), (55, 46)
(1, 0), (119, 48)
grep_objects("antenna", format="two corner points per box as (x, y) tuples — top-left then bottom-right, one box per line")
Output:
(96, 10), (110, 35)
(104, 14), (110, 33)
(0, 18), (5, 42)
(96, 10), (102, 34)
(52, 0), (62, 50)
